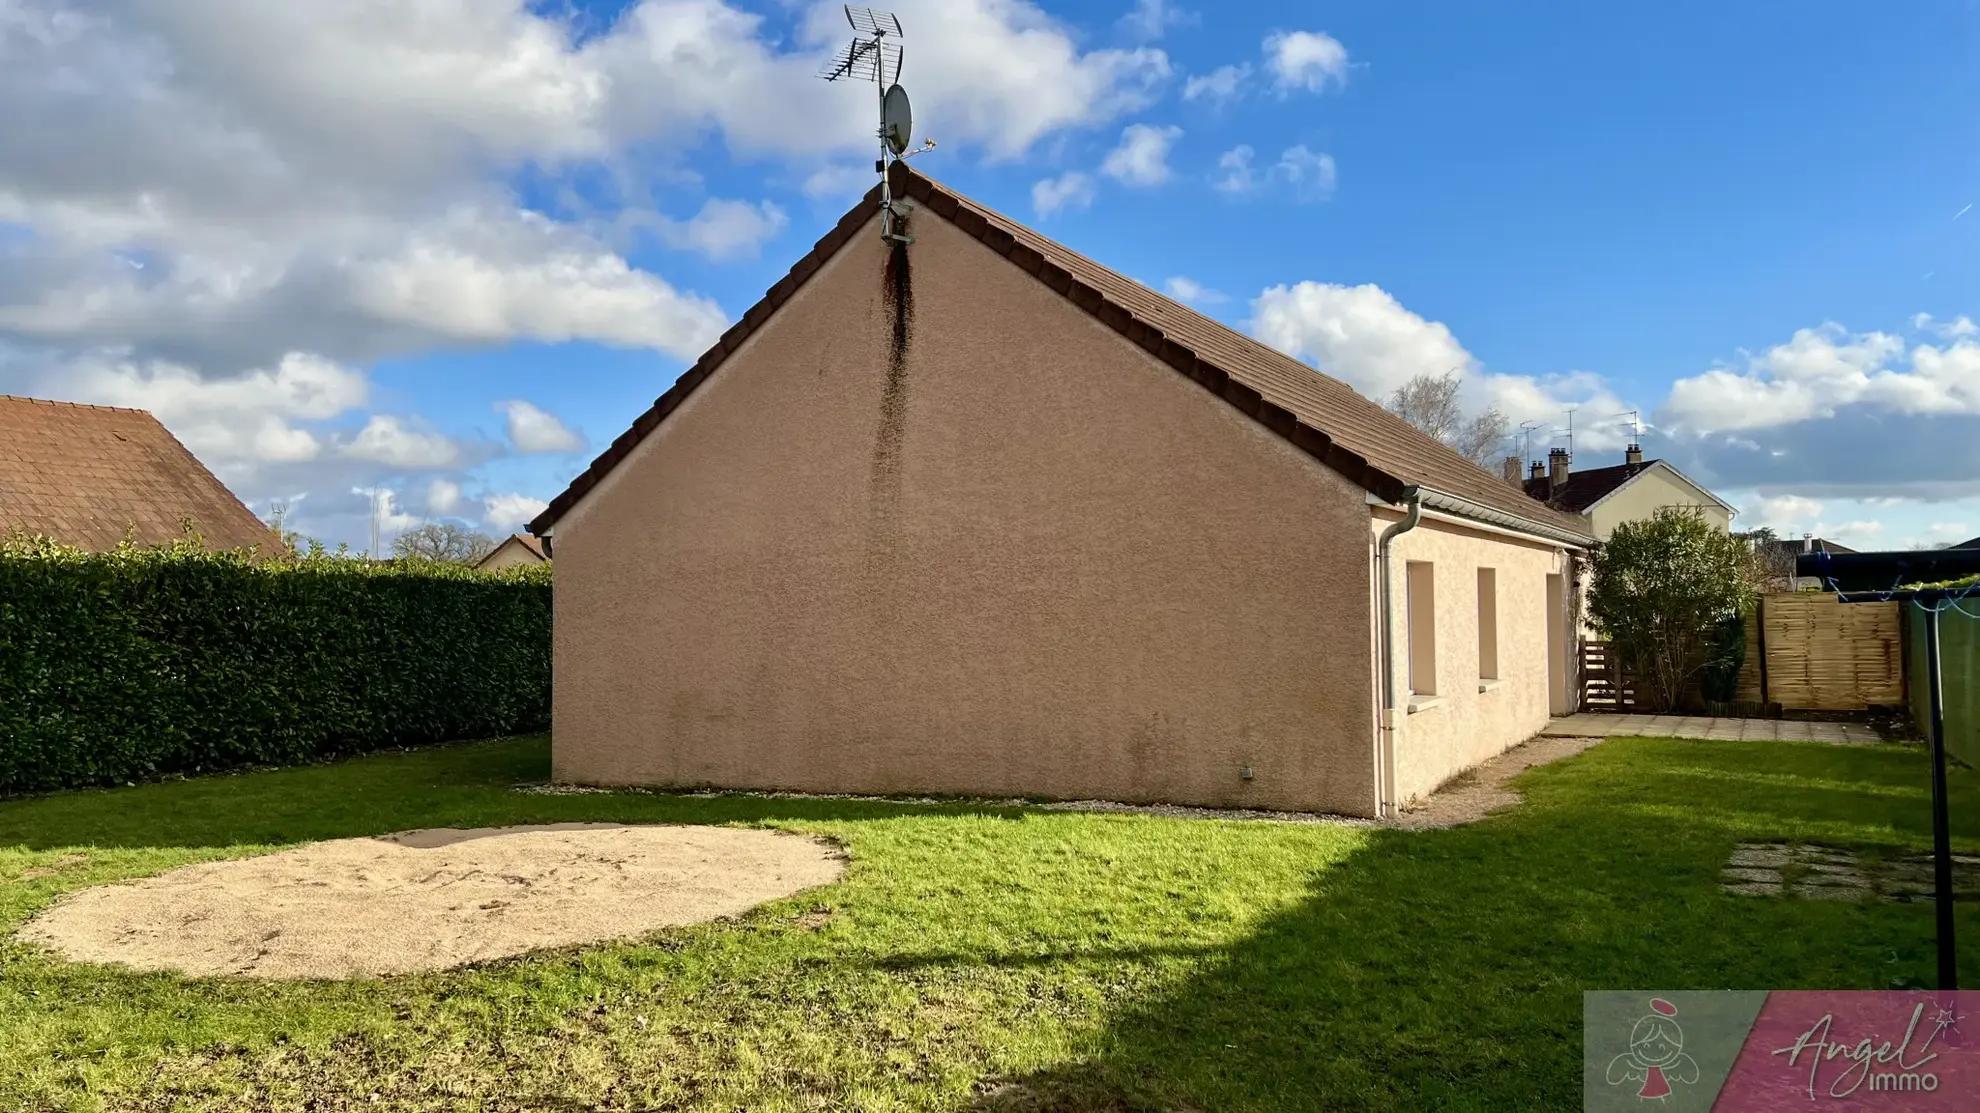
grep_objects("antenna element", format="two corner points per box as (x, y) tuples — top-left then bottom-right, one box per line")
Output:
(816, 6), (930, 243)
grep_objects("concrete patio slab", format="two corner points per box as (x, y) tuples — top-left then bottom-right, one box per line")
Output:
(1539, 714), (1882, 744)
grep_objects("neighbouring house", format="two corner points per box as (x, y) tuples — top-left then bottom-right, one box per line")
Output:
(529, 165), (1593, 819)
(1502, 444), (1735, 540)
(476, 533), (548, 571)
(0, 394), (282, 553)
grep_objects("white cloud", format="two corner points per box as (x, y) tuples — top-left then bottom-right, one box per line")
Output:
(1118, 0), (1192, 41)
(1264, 30), (1349, 94)
(1245, 279), (1639, 458)
(1102, 123), (1183, 187)
(656, 198), (787, 262)
(1660, 321), (1980, 435)
(347, 210), (728, 359)
(1163, 276), (1226, 305)
(1478, 370), (1638, 455)
(1741, 493), (1825, 533)
(1183, 64), (1250, 104)
(0, 0), (1167, 375)
(499, 399), (584, 454)
(1276, 145), (1337, 200)
(776, 1), (1172, 161)
(1213, 143), (1338, 200)
(350, 486), (422, 540)
(1825, 519), (1885, 540)
(1249, 281), (1474, 399)
(1927, 521), (1970, 537)
(426, 479), (464, 517)
(801, 164), (873, 200)
(1032, 171), (1096, 216)
(57, 351), (368, 474)
(339, 415), (462, 470)
(484, 492), (550, 531)
(1214, 145), (1258, 194)
(1912, 313), (1977, 339)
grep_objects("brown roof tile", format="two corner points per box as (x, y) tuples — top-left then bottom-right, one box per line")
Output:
(0, 395), (283, 553)
(532, 166), (1593, 542)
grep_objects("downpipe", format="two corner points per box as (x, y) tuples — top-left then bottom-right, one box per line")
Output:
(1375, 488), (1422, 818)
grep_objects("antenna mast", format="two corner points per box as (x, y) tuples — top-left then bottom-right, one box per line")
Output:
(818, 6), (932, 244)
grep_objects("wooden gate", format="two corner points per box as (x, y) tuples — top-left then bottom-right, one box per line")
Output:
(1580, 640), (1637, 712)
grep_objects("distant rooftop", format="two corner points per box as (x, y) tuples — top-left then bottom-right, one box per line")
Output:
(0, 394), (281, 553)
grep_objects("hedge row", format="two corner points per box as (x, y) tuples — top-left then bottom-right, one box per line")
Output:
(0, 537), (552, 794)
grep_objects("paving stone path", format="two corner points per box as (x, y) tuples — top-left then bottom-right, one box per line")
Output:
(1541, 714), (1883, 744)
(1720, 843), (1980, 902)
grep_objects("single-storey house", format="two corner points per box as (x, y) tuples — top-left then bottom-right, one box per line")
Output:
(1506, 446), (1734, 540)
(0, 394), (282, 553)
(529, 166), (1594, 818)
(476, 533), (548, 572)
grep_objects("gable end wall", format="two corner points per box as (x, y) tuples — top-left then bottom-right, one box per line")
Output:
(551, 205), (1380, 815)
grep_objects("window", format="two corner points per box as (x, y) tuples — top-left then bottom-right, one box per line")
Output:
(1406, 561), (1437, 696)
(1477, 568), (1499, 681)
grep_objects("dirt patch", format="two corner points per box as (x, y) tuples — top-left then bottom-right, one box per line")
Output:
(1388, 734), (1606, 830)
(17, 823), (844, 979)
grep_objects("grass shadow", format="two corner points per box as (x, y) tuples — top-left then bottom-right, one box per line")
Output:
(963, 737), (1980, 1112)
(0, 736), (1055, 852)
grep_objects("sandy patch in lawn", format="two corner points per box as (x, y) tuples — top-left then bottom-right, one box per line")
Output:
(17, 823), (844, 979)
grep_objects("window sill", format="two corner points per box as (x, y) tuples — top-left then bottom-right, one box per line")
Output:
(1406, 695), (1446, 714)
(1478, 679), (1507, 694)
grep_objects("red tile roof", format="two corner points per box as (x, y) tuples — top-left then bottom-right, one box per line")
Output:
(532, 165), (1593, 543)
(0, 395), (283, 553)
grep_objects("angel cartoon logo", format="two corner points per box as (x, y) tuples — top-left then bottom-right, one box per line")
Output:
(1607, 998), (1702, 1102)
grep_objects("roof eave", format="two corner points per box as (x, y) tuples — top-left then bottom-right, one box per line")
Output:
(1382, 487), (1593, 548)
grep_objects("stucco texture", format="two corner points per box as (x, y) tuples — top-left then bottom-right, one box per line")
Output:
(1376, 513), (1571, 804)
(551, 204), (1382, 815)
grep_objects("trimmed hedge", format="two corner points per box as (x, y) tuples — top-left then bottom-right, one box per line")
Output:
(0, 537), (551, 794)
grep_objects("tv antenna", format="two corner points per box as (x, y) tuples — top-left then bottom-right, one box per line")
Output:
(817, 6), (934, 244)
(1562, 406), (1577, 457)
(1518, 420), (1543, 465)
(1614, 409), (1643, 440)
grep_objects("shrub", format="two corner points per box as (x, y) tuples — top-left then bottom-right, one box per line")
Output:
(0, 536), (551, 794)
(1586, 507), (1756, 713)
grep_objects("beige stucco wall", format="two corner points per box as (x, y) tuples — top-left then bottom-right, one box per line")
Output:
(478, 538), (544, 572)
(1586, 468), (1732, 540)
(550, 203), (1384, 815)
(1374, 511), (1571, 804)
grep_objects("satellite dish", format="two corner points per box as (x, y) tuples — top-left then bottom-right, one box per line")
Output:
(880, 84), (912, 157)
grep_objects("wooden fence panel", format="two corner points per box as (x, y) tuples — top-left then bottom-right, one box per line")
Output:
(1760, 593), (1903, 710)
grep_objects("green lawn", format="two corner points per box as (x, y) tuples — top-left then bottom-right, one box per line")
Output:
(0, 736), (1974, 1112)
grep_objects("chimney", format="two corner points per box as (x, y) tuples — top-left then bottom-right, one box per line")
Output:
(1529, 460), (1545, 482)
(1548, 447), (1571, 495)
(1502, 455), (1524, 484)
(1625, 442), (1643, 466)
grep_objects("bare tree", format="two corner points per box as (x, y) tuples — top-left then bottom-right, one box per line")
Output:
(1735, 527), (1798, 592)
(1385, 370), (1510, 468)
(392, 522), (496, 563)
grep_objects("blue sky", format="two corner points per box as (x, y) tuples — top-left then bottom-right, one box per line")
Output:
(4, 0), (1978, 549)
